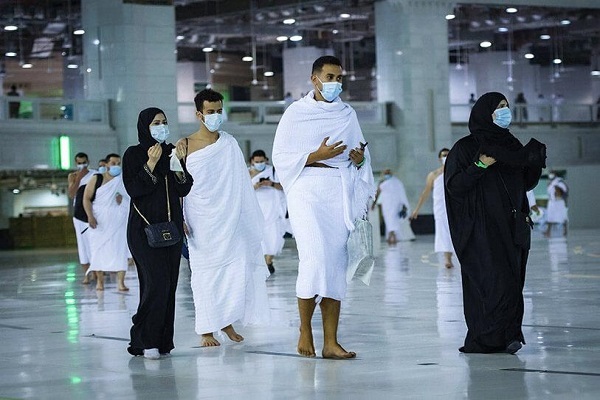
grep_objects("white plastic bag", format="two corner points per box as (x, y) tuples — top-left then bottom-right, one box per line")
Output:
(346, 219), (375, 285)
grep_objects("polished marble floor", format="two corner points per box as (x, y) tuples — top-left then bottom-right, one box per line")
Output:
(0, 229), (599, 399)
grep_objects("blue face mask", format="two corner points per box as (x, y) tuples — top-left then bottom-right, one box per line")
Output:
(253, 162), (266, 172)
(98, 166), (107, 174)
(316, 76), (342, 102)
(150, 125), (170, 143)
(493, 107), (512, 129)
(108, 165), (122, 177)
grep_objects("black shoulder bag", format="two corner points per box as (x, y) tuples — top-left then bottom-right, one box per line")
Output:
(133, 175), (181, 248)
(498, 172), (533, 249)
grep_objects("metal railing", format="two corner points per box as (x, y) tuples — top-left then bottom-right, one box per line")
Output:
(0, 96), (109, 124)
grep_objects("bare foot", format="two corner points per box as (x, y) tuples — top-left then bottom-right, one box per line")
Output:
(96, 284), (104, 291)
(445, 262), (454, 269)
(322, 343), (356, 359)
(118, 286), (129, 292)
(201, 333), (220, 347)
(221, 325), (244, 342)
(82, 277), (91, 284)
(297, 329), (316, 357)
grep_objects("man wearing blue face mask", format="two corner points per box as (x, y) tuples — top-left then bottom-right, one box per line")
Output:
(249, 150), (286, 274)
(273, 55), (375, 359)
(83, 153), (131, 292)
(178, 89), (270, 348)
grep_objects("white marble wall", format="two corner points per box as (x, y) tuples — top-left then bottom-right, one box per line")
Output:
(282, 46), (333, 100)
(82, 0), (178, 152)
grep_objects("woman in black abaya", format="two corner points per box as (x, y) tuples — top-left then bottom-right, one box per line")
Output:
(444, 92), (545, 354)
(123, 107), (193, 359)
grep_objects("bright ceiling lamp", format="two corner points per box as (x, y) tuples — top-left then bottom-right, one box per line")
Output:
(4, 24), (17, 31)
(22, 63), (33, 69)
(73, 29), (85, 35)
(290, 35), (302, 42)
(202, 47), (214, 52)
(264, 71), (274, 77)
(560, 20), (571, 25)
(339, 13), (350, 19)
(480, 41), (492, 48)
(498, 27), (508, 32)
(540, 34), (551, 40)
(553, 58), (562, 64)
(445, 14), (455, 20)
(524, 53), (534, 59)
(591, 70), (600, 76)
(276, 36), (288, 42)
(67, 63), (78, 69)
(283, 18), (295, 25)
(506, 7), (518, 13)
(242, 56), (253, 62)
(5, 51), (17, 57)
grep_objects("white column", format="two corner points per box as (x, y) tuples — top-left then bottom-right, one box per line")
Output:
(375, 0), (452, 212)
(81, 0), (178, 153)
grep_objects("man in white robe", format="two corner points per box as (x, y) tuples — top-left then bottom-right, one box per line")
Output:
(83, 153), (130, 291)
(67, 152), (97, 284)
(545, 171), (568, 237)
(249, 150), (286, 274)
(180, 89), (270, 347)
(273, 56), (374, 359)
(374, 169), (415, 244)
(410, 148), (456, 268)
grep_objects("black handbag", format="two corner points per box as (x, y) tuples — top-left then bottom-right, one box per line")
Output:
(133, 175), (181, 248)
(499, 172), (533, 249)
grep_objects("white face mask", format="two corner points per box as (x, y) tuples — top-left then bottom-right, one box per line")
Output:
(97, 166), (107, 174)
(253, 162), (266, 172)
(441, 156), (447, 165)
(548, 173), (556, 180)
(76, 163), (88, 171)
(150, 125), (170, 143)
(201, 112), (223, 132)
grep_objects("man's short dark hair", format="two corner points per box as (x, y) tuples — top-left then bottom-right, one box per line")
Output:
(251, 150), (267, 160)
(438, 148), (450, 158)
(75, 152), (88, 160)
(194, 89), (224, 112)
(105, 153), (120, 161)
(312, 56), (343, 75)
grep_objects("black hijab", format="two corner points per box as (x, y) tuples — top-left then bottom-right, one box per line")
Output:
(136, 107), (172, 174)
(469, 92), (545, 168)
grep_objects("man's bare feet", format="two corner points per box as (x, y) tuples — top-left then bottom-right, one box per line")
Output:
(297, 329), (316, 357)
(96, 283), (104, 291)
(445, 262), (454, 269)
(118, 286), (129, 292)
(82, 277), (90, 284)
(221, 325), (244, 342)
(322, 343), (356, 359)
(201, 333), (220, 347)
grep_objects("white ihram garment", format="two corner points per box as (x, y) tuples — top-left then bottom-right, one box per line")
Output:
(378, 176), (415, 241)
(433, 174), (454, 253)
(546, 178), (568, 223)
(273, 91), (375, 301)
(72, 169), (97, 265)
(250, 165), (286, 255)
(184, 131), (270, 334)
(87, 175), (130, 273)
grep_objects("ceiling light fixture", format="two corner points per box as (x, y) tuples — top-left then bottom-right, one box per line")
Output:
(498, 27), (508, 32)
(445, 14), (455, 20)
(276, 36), (288, 42)
(289, 35), (302, 42)
(540, 34), (551, 40)
(242, 56), (253, 62)
(202, 47), (214, 52)
(591, 70), (600, 76)
(480, 41), (492, 48)
(332, 29), (339, 34)
(4, 25), (18, 31)
(553, 58), (562, 64)
(73, 29), (85, 35)
(67, 63), (78, 69)
(283, 18), (295, 25)
(176, 35), (184, 41)
(5, 51), (17, 57)
(93, 39), (100, 45)
(560, 20), (571, 25)
(524, 53), (534, 59)
(264, 71), (274, 77)
(506, 7), (518, 14)
(22, 63), (33, 69)
(340, 13), (351, 19)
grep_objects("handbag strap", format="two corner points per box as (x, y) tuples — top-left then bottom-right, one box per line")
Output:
(133, 175), (171, 225)
(497, 171), (516, 212)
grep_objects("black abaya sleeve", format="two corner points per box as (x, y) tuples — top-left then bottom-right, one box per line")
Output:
(123, 146), (160, 199)
(445, 136), (487, 198)
(523, 166), (542, 192)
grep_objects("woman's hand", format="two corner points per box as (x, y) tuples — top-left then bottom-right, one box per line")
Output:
(147, 143), (162, 170)
(479, 154), (496, 166)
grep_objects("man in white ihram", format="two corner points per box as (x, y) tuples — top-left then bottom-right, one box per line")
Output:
(180, 89), (270, 347)
(373, 169), (415, 244)
(273, 55), (374, 359)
